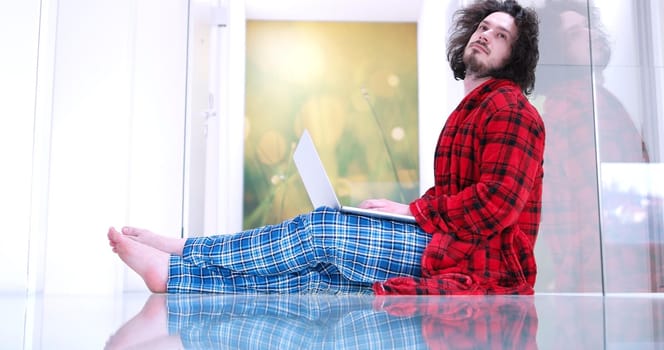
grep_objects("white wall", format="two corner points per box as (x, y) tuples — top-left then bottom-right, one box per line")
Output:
(44, 0), (188, 294)
(1, 0), (189, 295)
(417, 0), (464, 193)
(213, 0), (247, 235)
(183, 1), (214, 237)
(0, 0), (41, 292)
(0, 0), (39, 334)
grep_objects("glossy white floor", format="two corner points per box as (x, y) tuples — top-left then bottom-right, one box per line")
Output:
(2, 292), (663, 349)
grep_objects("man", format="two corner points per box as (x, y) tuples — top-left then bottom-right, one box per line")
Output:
(108, 0), (544, 295)
(536, 0), (649, 292)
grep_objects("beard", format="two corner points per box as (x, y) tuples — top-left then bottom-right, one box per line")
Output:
(463, 48), (510, 79)
(464, 51), (491, 78)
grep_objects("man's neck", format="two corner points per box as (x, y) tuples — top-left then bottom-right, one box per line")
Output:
(463, 73), (492, 95)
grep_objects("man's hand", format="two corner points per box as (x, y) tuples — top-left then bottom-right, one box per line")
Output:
(358, 199), (412, 216)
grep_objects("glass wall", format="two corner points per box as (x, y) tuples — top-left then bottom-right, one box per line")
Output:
(534, 0), (663, 293)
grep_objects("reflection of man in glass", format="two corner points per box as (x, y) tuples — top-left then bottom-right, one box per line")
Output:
(536, 0), (649, 292)
(104, 294), (538, 350)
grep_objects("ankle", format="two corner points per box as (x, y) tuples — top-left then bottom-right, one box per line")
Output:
(168, 238), (186, 256)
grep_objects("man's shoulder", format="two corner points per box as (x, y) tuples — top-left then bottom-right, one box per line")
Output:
(487, 79), (525, 99)
(481, 81), (531, 108)
(483, 80), (544, 125)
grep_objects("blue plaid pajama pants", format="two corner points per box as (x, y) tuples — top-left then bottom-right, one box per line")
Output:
(167, 207), (431, 294)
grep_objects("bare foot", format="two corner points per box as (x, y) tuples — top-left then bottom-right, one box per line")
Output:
(121, 226), (186, 256)
(108, 227), (169, 293)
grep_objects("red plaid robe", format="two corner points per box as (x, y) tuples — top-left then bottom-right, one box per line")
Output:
(374, 79), (545, 295)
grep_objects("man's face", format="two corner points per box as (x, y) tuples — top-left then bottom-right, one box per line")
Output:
(463, 11), (517, 77)
(560, 10), (610, 67)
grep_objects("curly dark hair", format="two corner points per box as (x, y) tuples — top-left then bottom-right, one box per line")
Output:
(538, 0), (609, 66)
(535, 0), (610, 94)
(447, 0), (540, 95)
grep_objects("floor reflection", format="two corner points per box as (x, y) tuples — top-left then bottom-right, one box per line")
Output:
(105, 294), (538, 350)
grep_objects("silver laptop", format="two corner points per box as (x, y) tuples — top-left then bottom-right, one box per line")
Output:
(293, 129), (416, 223)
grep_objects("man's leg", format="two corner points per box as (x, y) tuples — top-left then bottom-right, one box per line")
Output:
(171, 207), (430, 293)
(167, 257), (373, 294)
(108, 224), (373, 294)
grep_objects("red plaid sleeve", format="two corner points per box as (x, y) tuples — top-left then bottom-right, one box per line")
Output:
(411, 84), (544, 241)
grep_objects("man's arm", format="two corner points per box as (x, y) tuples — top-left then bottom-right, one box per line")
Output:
(410, 103), (545, 240)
